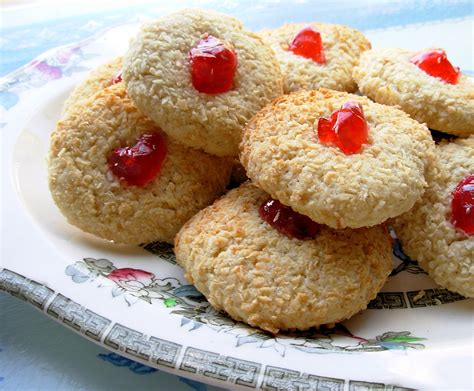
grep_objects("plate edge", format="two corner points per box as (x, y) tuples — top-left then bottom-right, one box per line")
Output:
(0, 267), (416, 391)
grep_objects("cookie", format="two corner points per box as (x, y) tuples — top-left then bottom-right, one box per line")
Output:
(123, 8), (283, 157)
(240, 89), (435, 229)
(353, 48), (474, 136)
(175, 182), (393, 333)
(49, 84), (232, 244)
(393, 137), (474, 298)
(259, 23), (371, 93)
(62, 56), (123, 114)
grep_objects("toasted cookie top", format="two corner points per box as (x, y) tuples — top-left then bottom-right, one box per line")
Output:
(49, 84), (232, 244)
(123, 8), (283, 157)
(259, 22), (371, 93)
(62, 56), (123, 115)
(393, 137), (474, 298)
(175, 182), (393, 333)
(240, 88), (435, 229)
(353, 48), (474, 136)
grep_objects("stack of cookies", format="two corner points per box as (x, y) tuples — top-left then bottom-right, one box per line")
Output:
(48, 9), (283, 245)
(176, 87), (436, 333)
(351, 47), (473, 300)
(49, 8), (473, 334)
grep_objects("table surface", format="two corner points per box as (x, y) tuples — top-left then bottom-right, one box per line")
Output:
(1, 1), (472, 390)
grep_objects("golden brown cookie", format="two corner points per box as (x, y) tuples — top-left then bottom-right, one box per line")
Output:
(175, 182), (393, 334)
(240, 89), (435, 229)
(393, 137), (474, 298)
(123, 8), (283, 157)
(353, 48), (474, 136)
(259, 22), (371, 93)
(49, 84), (232, 244)
(62, 57), (122, 114)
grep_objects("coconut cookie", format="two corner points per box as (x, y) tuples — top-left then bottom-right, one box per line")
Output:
(123, 8), (283, 157)
(49, 84), (232, 245)
(240, 89), (435, 229)
(353, 48), (474, 137)
(175, 182), (393, 334)
(62, 56), (123, 114)
(393, 137), (474, 298)
(259, 23), (371, 93)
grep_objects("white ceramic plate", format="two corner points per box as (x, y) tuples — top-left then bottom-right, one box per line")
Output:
(1, 20), (473, 391)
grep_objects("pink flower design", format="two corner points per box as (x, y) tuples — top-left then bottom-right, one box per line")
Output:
(107, 268), (155, 293)
(31, 60), (62, 79)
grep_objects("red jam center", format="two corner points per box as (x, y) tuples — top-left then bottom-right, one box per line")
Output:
(410, 49), (460, 84)
(317, 101), (369, 154)
(451, 174), (474, 235)
(189, 34), (237, 94)
(288, 26), (326, 64)
(258, 197), (320, 240)
(107, 132), (167, 187)
(110, 70), (123, 85)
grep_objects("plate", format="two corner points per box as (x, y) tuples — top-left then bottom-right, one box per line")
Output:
(1, 12), (473, 391)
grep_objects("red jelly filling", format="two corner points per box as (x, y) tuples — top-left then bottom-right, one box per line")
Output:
(110, 70), (123, 85)
(317, 101), (369, 154)
(107, 132), (167, 187)
(288, 26), (326, 64)
(451, 174), (474, 235)
(259, 197), (320, 240)
(410, 49), (460, 84)
(189, 34), (237, 94)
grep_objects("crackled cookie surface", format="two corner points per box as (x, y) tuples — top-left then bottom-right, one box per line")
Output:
(175, 183), (393, 333)
(62, 56), (123, 114)
(240, 89), (435, 229)
(393, 137), (474, 298)
(123, 8), (283, 157)
(259, 23), (371, 93)
(49, 84), (232, 244)
(353, 48), (474, 136)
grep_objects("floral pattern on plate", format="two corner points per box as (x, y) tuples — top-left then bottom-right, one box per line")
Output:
(65, 254), (427, 357)
(0, 45), (92, 113)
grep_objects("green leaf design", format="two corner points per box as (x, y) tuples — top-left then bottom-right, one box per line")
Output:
(164, 298), (177, 308)
(83, 258), (115, 274)
(148, 282), (174, 293)
(383, 335), (426, 342)
(171, 309), (196, 316)
(236, 333), (272, 347)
